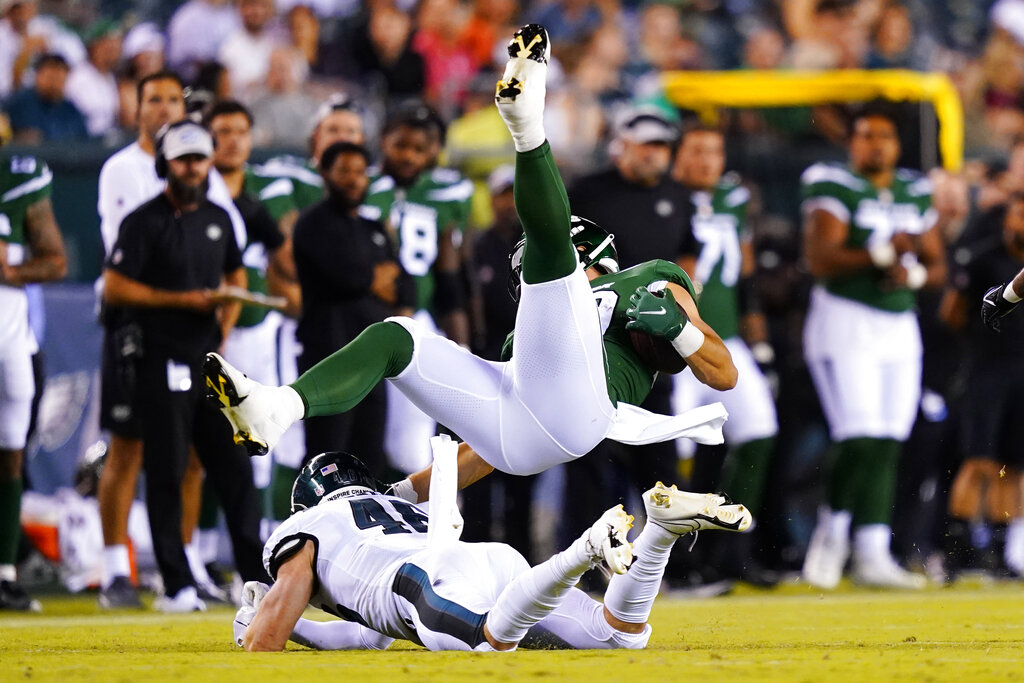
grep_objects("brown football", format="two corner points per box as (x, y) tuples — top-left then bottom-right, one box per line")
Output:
(629, 325), (689, 375)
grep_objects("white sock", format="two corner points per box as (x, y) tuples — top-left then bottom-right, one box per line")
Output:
(101, 545), (131, 589)
(0, 564), (16, 582)
(196, 528), (220, 565)
(853, 524), (892, 563)
(826, 508), (853, 541)
(185, 541), (213, 587)
(603, 522), (677, 624)
(1005, 518), (1024, 573)
(485, 534), (594, 644)
(278, 385), (306, 423)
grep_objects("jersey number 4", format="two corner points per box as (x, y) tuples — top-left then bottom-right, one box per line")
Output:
(351, 498), (430, 535)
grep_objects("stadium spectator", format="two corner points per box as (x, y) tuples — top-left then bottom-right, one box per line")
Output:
(117, 22), (166, 130)
(166, 0), (240, 77)
(0, 142), (67, 611)
(800, 105), (945, 590)
(285, 5), (320, 70)
(413, 0), (478, 111)
(248, 47), (317, 149)
(219, 0), (287, 100)
(65, 21), (122, 139)
(6, 53), (89, 144)
(347, 4), (426, 103)
(102, 120), (267, 613)
(0, 0), (85, 99)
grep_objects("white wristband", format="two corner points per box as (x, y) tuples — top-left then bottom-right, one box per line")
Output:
(669, 322), (705, 358)
(905, 263), (927, 290)
(1004, 284), (1022, 303)
(388, 478), (418, 503)
(868, 242), (897, 268)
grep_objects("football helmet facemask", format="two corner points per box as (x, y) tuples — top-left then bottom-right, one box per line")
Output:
(291, 451), (381, 514)
(507, 215), (618, 301)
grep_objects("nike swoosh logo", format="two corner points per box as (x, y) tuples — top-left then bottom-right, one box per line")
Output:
(638, 308), (667, 316)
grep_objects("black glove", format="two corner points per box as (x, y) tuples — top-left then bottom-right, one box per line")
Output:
(981, 283), (1020, 332)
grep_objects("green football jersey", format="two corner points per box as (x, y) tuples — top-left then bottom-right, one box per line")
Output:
(503, 260), (697, 407)
(250, 155), (324, 212)
(685, 177), (749, 340)
(0, 155), (52, 263)
(362, 168), (473, 313)
(801, 162), (936, 312)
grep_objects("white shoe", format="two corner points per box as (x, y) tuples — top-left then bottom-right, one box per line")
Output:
(203, 352), (292, 456)
(801, 517), (849, 590)
(643, 482), (753, 535)
(584, 505), (634, 575)
(851, 555), (928, 589)
(495, 24), (549, 152)
(155, 586), (207, 613)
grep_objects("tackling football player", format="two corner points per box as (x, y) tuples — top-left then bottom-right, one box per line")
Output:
(233, 451), (750, 652)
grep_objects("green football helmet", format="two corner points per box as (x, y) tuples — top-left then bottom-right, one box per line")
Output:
(507, 215), (619, 301)
(291, 452), (380, 514)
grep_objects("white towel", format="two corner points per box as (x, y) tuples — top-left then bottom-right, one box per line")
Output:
(426, 434), (464, 545)
(607, 401), (729, 446)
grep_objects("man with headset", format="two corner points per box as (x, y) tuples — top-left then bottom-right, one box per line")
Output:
(103, 120), (267, 612)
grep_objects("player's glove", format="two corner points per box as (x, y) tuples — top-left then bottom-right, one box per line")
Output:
(625, 287), (688, 340)
(233, 605), (255, 648)
(981, 283), (1020, 332)
(242, 580), (270, 609)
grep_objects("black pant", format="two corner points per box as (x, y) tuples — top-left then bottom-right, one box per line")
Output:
(136, 352), (268, 596)
(300, 348), (388, 477)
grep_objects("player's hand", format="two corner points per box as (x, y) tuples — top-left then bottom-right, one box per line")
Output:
(891, 232), (916, 257)
(233, 605), (255, 647)
(981, 283), (1019, 332)
(241, 580), (270, 609)
(625, 286), (688, 340)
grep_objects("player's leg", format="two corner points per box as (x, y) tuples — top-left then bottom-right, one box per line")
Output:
(484, 505), (634, 648)
(602, 482), (752, 632)
(0, 351), (39, 611)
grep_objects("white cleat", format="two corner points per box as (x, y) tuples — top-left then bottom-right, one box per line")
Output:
(495, 24), (550, 151)
(801, 520), (849, 590)
(203, 352), (292, 456)
(585, 505), (634, 575)
(154, 586), (207, 613)
(851, 555), (927, 590)
(643, 482), (752, 535)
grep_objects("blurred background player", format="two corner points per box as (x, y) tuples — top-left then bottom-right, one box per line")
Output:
(0, 141), (66, 611)
(800, 105), (945, 590)
(671, 124), (780, 587)
(362, 102), (473, 476)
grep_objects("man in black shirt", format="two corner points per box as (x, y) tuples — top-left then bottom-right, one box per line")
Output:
(565, 106), (687, 576)
(104, 121), (267, 611)
(292, 141), (413, 475)
(945, 193), (1024, 578)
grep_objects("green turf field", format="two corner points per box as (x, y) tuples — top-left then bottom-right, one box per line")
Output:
(2, 582), (1022, 682)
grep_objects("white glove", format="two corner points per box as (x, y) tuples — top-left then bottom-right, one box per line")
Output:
(242, 580), (270, 609)
(233, 605), (255, 648)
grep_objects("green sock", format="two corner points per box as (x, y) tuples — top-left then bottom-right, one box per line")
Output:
(291, 321), (413, 418)
(198, 478), (220, 530)
(514, 142), (577, 284)
(0, 477), (23, 565)
(720, 437), (774, 515)
(851, 438), (899, 526)
(827, 439), (869, 513)
(270, 463), (300, 521)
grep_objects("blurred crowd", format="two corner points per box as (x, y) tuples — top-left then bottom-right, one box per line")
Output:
(7, 0), (1024, 607)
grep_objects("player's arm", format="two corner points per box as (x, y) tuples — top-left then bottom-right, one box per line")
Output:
(436, 226), (471, 346)
(0, 196), (66, 286)
(663, 281), (737, 390)
(802, 208), (883, 278)
(394, 442), (495, 504)
(243, 540), (315, 652)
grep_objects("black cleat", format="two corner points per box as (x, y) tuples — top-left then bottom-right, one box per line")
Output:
(0, 580), (41, 612)
(98, 576), (143, 609)
(506, 24), (549, 63)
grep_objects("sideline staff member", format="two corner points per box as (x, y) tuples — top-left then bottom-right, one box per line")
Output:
(103, 121), (266, 611)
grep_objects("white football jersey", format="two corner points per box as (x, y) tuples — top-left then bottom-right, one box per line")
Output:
(264, 494), (431, 640)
